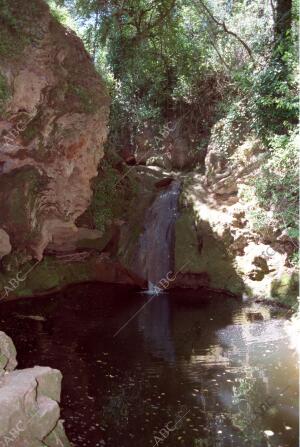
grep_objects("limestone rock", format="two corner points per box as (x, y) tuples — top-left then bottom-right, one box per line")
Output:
(0, 331), (17, 373)
(172, 125), (298, 302)
(11, 366), (62, 402)
(0, 336), (70, 447)
(43, 420), (71, 447)
(45, 224), (105, 254)
(134, 120), (200, 170)
(174, 172), (298, 301)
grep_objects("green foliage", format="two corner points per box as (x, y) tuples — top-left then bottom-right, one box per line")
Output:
(90, 159), (139, 233)
(209, 2), (298, 251)
(250, 63), (297, 137)
(55, 0), (298, 257)
(0, 0), (25, 56)
(58, 0), (231, 144)
(250, 129), (298, 235)
(91, 161), (120, 232)
(46, 0), (77, 29)
(67, 83), (98, 113)
(0, 73), (10, 114)
(210, 99), (251, 156)
(0, 0), (46, 57)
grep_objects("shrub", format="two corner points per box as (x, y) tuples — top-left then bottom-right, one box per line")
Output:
(0, 73), (10, 114)
(253, 129), (299, 235)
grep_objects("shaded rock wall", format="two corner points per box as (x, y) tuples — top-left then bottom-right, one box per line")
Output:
(174, 204), (244, 295)
(0, 165), (172, 298)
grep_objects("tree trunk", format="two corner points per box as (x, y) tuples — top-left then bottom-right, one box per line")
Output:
(274, 0), (292, 40)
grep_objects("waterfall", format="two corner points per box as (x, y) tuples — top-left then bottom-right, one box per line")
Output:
(136, 180), (181, 290)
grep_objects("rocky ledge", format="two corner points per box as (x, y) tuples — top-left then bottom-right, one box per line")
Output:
(173, 136), (298, 304)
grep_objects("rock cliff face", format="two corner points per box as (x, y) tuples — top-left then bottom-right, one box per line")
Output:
(0, 1), (296, 305)
(174, 135), (298, 303)
(0, 331), (70, 446)
(0, 0), (110, 265)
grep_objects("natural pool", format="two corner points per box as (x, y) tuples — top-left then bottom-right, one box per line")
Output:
(0, 284), (298, 447)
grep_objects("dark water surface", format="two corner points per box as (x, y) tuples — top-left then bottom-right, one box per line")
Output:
(0, 284), (298, 447)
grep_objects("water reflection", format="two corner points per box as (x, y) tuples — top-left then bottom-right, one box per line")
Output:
(137, 292), (298, 446)
(138, 294), (176, 364)
(0, 284), (298, 447)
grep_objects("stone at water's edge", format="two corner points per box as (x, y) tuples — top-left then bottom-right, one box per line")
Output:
(0, 332), (70, 446)
(0, 331), (17, 373)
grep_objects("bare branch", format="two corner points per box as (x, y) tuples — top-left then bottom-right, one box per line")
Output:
(193, 0), (256, 64)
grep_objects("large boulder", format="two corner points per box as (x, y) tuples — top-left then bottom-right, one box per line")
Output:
(0, 0), (110, 263)
(0, 332), (70, 446)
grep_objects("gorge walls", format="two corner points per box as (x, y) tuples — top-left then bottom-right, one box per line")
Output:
(0, 0), (110, 268)
(0, 1), (297, 305)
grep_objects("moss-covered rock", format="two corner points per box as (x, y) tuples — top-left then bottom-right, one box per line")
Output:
(174, 207), (245, 295)
(0, 167), (45, 251)
(0, 252), (145, 300)
(271, 271), (299, 308)
(0, 73), (10, 115)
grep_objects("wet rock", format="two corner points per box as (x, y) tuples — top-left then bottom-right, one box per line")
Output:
(271, 272), (299, 305)
(155, 178), (174, 189)
(44, 419), (71, 447)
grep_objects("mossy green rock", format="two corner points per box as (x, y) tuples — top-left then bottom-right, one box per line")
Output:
(0, 167), (44, 250)
(175, 208), (245, 295)
(271, 271), (299, 307)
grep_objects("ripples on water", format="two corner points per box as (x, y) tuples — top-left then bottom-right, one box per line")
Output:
(0, 284), (298, 447)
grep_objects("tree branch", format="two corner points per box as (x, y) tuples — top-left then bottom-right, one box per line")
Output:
(193, 0), (256, 64)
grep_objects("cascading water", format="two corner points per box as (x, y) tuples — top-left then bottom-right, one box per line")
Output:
(136, 179), (181, 291)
